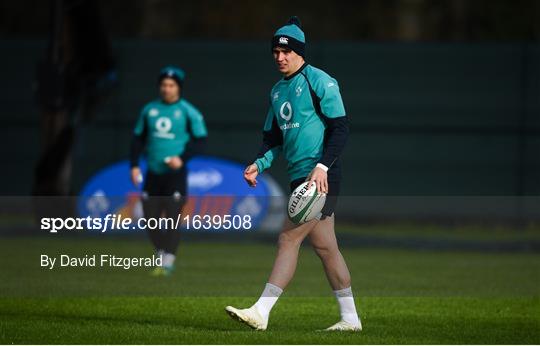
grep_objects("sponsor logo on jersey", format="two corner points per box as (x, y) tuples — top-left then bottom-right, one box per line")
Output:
(154, 117), (175, 139)
(278, 101), (300, 131)
(295, 86), (302, 96)
(279, 101), (293, 121)
(174, 110), (182, 119)
(273, 91), (279, 101)
(279, 37), (288, 45)
(327, 82), (335, 87)
(149, 108), (159, 117)
(279, 122), (300, 130)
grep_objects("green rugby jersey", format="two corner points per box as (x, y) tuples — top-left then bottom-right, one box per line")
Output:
(133, 98), (207, 174)
(255, 63), (346, 182)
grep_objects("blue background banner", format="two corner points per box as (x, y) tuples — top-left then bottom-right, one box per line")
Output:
(78, 156), (284, 232)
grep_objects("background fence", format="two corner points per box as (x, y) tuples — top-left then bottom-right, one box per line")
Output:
(0, 40), (538, 220)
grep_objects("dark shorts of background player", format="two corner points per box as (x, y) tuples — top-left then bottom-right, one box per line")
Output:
(142, 168), (187, 254)
(143, 168), (188, 203)
(290, 177), (340, 219)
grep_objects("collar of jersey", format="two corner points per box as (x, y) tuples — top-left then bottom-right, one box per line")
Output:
(283, 62), (308, 81)
(160, 97), (182, 106)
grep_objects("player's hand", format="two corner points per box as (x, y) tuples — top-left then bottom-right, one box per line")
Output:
(130, 167), (143, 187)
(307, 166), (328, 194)
(166, 156), (183, 170)
(244, 163), (259, 187)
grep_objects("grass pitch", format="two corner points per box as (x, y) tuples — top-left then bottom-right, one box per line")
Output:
(2, 296), (538, 344)
(0, 229), (538, 344)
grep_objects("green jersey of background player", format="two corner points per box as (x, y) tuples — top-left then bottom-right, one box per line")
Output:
(225, 16), (362, 332)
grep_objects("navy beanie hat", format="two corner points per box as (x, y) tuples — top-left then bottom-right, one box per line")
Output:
(271, 16), (306, 57)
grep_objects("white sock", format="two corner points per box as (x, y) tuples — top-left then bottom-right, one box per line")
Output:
(162, 252), (176, 268)
(334, 287), (360, 326)
(253, 283), (283, 321)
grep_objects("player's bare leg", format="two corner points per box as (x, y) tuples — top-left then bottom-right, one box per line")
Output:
(267, 218), (318, 288)
(225, 218), (317, 330)
(309, 215), (350, 289)
(309, 214), (361, 331)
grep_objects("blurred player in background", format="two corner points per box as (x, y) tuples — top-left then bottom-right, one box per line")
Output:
(130, 66), (208, 276)
(225, 17), (361, 331)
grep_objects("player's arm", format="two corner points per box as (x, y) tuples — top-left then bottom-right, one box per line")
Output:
(129, 108), (148, 186)
(165, 105), (208, 170)
(179, 105), (208, 163)
(246, 107), (282, 187)
(308, 77), (349, 193)
(255, 115), (282, 173)
(318, 117), (349, 170)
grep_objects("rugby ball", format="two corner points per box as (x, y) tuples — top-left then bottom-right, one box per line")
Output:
(287, 181), (326, 224)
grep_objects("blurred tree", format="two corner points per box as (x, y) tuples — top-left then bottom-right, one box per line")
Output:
(1, 0), (538, 41)
(33, 0), (116, 196)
